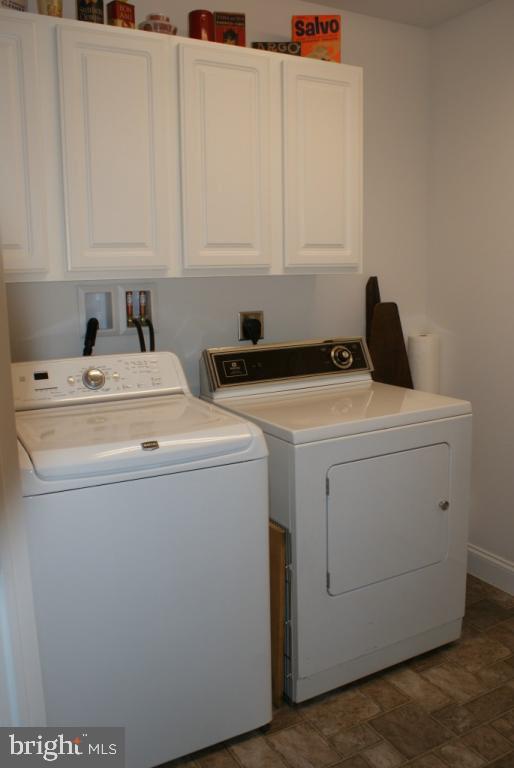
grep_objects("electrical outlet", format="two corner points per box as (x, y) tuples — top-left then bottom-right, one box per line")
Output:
(238, 311), (264, 342)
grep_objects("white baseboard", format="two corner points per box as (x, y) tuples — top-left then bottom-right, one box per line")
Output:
(468, 544), (514, 595)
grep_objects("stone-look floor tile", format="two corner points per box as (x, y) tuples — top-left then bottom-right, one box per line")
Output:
(337, 757), (369, 768)
(370, 704), (453, 759)
(460, 620), (481, 640)
(486, 623), (514, 653)
(196, 747), (240, 767)
(462, 725), (513, 760)
(229, 734), (287, 768)
(433, 688), (514, 736)
(465, 600), (514, 631)
(487, 589), (514, 612)
(492, 710), (514, 743)
(442, 635), (511, 672)
(464, 685), (514, 726)
(475, 661), (514, 690)
(362, 741), (405, 768)
(384, 667), (451, 712)
(302, 689), (381, 737)
(430, 703), (476, 736)
(267, 723), (340, 768)
(466, 573), (492, 605)
(466, 576), (492, 607)
(358, 677), (410, 712)
(407, 756), (447, 768)
(329, 723), (381, 757)
(268, 704), (304, 733)
(410, 646), (458, 673)
(420, 664), (484, 704)
(488, 753), (514, 768)
(436, 741), (485, 768)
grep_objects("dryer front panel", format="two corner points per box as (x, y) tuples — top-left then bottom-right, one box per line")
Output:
(287, 415), (471, 700)
(326, 444), (450, 595)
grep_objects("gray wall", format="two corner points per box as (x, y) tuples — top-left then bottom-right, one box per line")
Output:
(8, 275), (365, 393)
(428, 0), (514, 574)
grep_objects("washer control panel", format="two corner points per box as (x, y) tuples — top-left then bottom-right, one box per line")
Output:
(12, 352), (188, 410)
(204, 338), (372, 390)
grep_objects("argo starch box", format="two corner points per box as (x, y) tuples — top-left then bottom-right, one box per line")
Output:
(252, 42), (301, 56)
(292, 15), (342, 62)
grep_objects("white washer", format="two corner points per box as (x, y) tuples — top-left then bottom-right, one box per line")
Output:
(12, 352), (271, 767)
(201, 338), (472, 703)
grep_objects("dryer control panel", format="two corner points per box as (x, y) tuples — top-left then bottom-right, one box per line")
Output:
(203, 338), (373, 390)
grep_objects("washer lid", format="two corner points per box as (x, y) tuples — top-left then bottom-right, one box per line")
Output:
(16, 395), (262, 480)
(215, 381), (471, 444)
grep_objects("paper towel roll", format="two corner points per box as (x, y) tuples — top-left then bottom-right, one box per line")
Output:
(408, 334), (440, 393)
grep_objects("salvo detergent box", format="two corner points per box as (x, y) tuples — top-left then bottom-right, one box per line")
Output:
(292, 15), (341, 62)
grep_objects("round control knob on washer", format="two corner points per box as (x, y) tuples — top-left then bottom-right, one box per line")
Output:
(82, 367), (106, 390)
(331, 345), (354, 370)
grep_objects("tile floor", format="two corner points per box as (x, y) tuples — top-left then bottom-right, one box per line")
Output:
(165, 576), (514, 768)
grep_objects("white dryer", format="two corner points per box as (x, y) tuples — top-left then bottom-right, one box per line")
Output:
(13, 352), (271, 767)
(200, 338), (472, 703)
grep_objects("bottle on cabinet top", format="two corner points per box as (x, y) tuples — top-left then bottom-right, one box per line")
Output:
(188, 9), (215, 41)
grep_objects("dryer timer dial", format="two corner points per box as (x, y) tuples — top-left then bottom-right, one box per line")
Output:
(331, 345), (354, 370)
(83, 367), (106, 390)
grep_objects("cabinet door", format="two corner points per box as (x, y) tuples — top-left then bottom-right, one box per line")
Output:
(0, 16), (47, 274)
(283, 60), (362, 269)
(58, 27), (171, 271)
(327, 445), (450, 596)
(179, 44), (271, 269)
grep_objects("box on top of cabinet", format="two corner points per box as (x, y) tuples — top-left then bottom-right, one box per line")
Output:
(252, 42), (301, 56)
(77, 0), (104, 24)
(292, 15), (341, 62)
(107, 0), (135, 28)
(214, 12), (245, 46)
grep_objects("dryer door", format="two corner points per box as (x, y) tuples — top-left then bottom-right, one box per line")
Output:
(327, 443), (450, 596)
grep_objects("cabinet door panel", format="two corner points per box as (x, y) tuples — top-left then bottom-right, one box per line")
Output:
(58, 28), (170, 271)
(327, 445), (450, 595)
(283, 61), (362, 269)
(0, 17), (47, 274)
(179, 45), (270, 269)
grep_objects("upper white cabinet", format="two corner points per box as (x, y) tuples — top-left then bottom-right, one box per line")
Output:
(0, 15), (48, 274)
(0, 11), (363, 280)
(178, 43), (271, 270)
(58, 26), (172, 271)
(283, 59), (362, 269)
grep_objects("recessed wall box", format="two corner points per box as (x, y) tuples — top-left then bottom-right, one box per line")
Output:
(78, 286), (116, 336)
(118, 284), (157, 333)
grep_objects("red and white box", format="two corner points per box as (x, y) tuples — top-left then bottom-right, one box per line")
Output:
(292, 15), (342, 62)
(214, 12), (246, 47)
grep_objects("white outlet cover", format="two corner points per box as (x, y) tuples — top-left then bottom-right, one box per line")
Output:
(78, 285), (118, 337)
